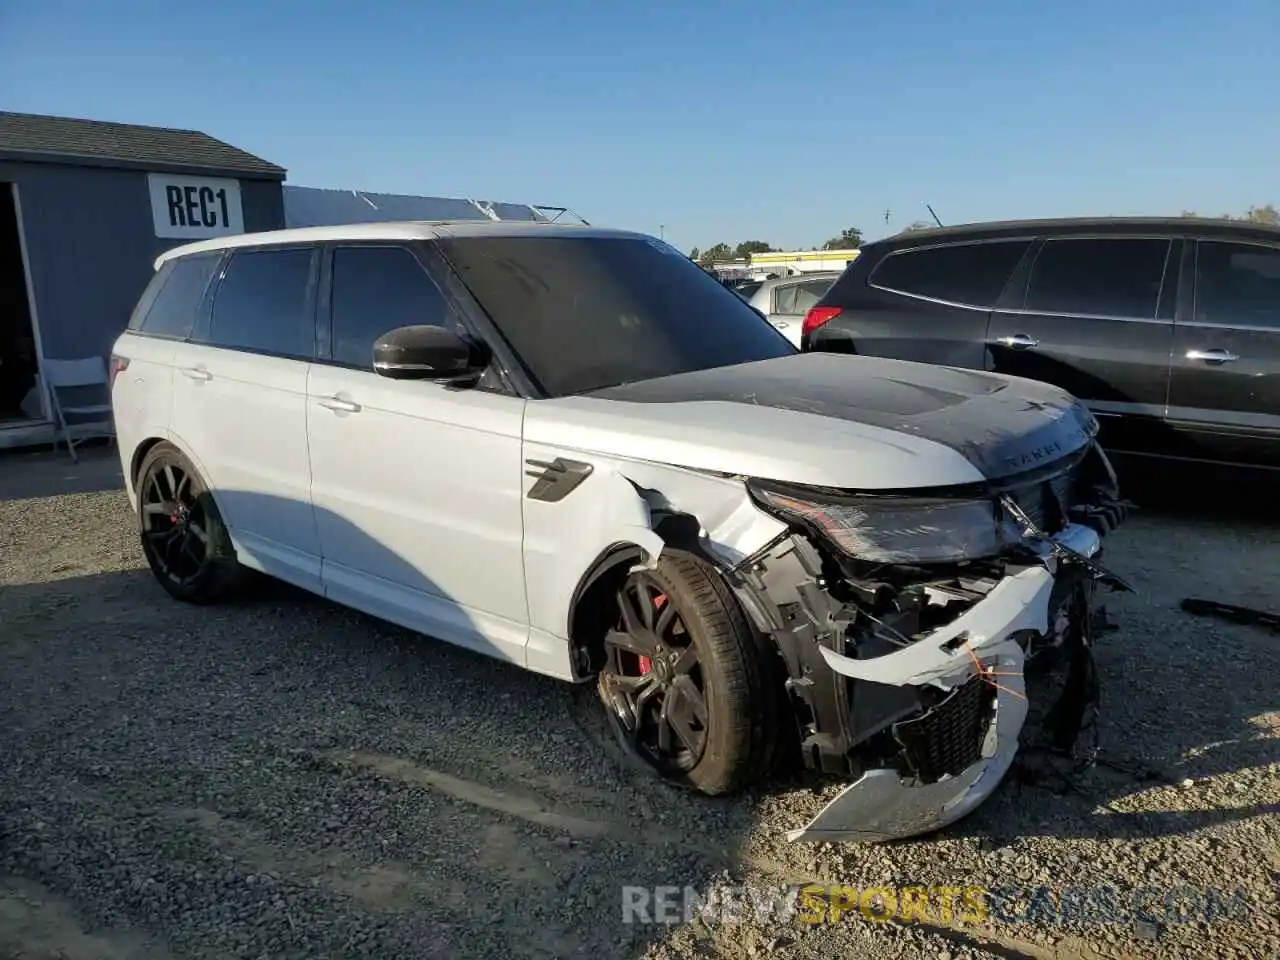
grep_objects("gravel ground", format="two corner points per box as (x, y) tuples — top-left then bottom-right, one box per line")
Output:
(0, 446), (1276, 960)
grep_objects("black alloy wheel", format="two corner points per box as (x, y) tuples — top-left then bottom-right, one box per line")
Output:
(140, 459), (210, 586)
(136, 443), (241, 604)
(599, 570), (711, 774)
(594, 550), (783, 796)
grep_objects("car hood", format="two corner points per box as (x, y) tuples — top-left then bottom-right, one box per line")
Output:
(523, 353), (1098, 490)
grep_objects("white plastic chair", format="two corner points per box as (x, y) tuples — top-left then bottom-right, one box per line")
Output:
(43, 356), (113, 462)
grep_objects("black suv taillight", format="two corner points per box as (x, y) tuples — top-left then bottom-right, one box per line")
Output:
(801, 305), (842, 339)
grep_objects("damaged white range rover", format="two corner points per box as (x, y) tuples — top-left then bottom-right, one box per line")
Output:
(110, 221), (1130, 842)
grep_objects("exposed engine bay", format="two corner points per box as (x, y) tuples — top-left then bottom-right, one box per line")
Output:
(724, 439), (1132, 842)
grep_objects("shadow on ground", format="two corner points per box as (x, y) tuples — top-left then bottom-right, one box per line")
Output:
(0, 440), (124, 502)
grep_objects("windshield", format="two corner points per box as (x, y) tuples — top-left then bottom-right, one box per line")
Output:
(735, 280), (763, 298)
(435, 235), (795, 396)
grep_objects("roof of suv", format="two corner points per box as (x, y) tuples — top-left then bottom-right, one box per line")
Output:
(868, 216), (1280, 249)
(154, 219), (648, 269)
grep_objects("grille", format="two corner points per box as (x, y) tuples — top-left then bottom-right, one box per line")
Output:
(893, 674), (996, 783)
(1004, 462), (1083, 534)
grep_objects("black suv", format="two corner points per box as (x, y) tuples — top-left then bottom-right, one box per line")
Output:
(802, 217), (1280, 471)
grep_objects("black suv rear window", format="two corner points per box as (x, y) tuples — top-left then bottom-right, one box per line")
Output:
(867, 240), (1031, 307)
(435, 236), (794, 396)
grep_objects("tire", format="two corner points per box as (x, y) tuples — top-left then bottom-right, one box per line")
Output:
(135, 443), (242, 604)
(597, 548), (783, 795)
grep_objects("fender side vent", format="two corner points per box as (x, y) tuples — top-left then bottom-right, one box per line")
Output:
(525, 457), (594, 503)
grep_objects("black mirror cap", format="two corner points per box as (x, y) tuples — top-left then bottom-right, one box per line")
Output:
(372, 325), (489, 382)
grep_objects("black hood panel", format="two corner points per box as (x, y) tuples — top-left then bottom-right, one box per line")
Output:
(587, 353), (1099, 482)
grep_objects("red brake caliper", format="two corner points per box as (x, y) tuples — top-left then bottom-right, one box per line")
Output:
(637, 594), (666, 675)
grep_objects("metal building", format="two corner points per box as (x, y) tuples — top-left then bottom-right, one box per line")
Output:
(0, 111), (287, 448)
(281, 185), (584, 228)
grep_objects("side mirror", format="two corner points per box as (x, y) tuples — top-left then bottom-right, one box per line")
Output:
(372, 325), (489, 382)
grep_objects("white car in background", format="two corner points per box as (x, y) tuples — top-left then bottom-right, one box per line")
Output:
(744, 272), (842, 346)
(109, 221), (1130, 843)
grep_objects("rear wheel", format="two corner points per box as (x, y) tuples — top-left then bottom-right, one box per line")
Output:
(596, 550), (780, 795)
(136, 443), (242, 604)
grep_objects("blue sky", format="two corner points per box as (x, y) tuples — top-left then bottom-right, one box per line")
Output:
(3, 0), (1277, 252)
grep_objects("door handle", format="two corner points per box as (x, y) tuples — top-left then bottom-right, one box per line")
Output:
(317, 395), (361, 413)
(1186, 348), (1239, 365)
(179, 366), (212, 381)
(993, 334), (1039, 350)
(773, 320), (790, 329)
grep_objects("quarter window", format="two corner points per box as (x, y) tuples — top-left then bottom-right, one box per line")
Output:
(794, 278), (833, 312)
(329, 246), (454, 369)
(1025, 238), (1169, 318)
(869, 241), (1030, 307)
(773, 278), (833, 314)
(132, 254), (221, 338)
(772, 283), (802, 314)
(1194, 241), (1280, 329)
(208, 247), (316, 357)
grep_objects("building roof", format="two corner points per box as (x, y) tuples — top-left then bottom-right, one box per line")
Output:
(283, 186), (550, 228)
(154, 219), (643, 269)
(0, 111), (286, 179)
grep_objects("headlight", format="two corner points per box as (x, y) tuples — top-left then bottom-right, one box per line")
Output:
(748, 480), (1019, 564)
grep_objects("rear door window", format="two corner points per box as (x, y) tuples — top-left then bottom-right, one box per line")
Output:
(1025, 237), (1170, 319)
(207, 247), (317, 358)
(772, 283), (802, 314)
(794, 278), (833, 313)
(1194, 240), (1280, 328)
(868, 240), (1031, 307)
(329, 245), (454, 369)
(131, 254), (221, 339)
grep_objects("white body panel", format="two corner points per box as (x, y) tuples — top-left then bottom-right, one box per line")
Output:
(519, 450), (788, 646)
(305, 365), (530, 667)
(110, 333), (177, 505)
(169, 342), (321, 592)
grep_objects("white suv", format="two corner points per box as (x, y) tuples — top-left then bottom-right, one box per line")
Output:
(110, 221), (1130, 842)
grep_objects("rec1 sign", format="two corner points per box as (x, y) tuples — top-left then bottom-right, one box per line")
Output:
(147, 173), (245, 240)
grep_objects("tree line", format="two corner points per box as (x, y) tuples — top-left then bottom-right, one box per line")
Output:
(689, 206), (1280, 263)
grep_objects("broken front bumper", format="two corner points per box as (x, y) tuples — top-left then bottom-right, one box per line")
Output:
(778, 523), (1106, 843)
(787, 639), (1029, 842)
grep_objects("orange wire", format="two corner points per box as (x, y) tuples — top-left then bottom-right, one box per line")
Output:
(962, 641), (1027, 700)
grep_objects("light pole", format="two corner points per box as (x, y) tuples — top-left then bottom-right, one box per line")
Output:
(659, 224), (665, 241)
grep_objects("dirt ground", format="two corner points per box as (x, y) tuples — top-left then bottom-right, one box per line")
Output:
(0, 444), (1276, 960)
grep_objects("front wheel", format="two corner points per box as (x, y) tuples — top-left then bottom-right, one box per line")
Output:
(596, 550), (781, 795)
(136, 443), (242, 604)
